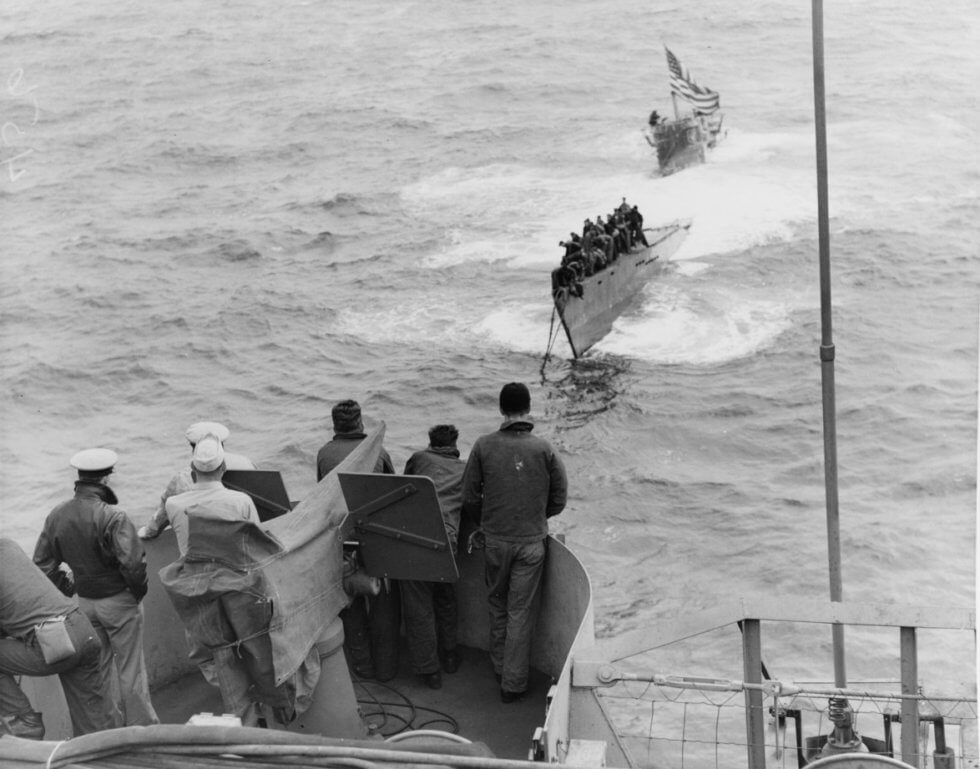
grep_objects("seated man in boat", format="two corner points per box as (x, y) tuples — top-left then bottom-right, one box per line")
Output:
(593, 217), (615, 265)
(605, 212), (628, 258)
(576, 224), (596, 275)
(648, 110), (662, 127)
(560, 232), (582, 261)
(551, 264), (583, 299)
(613, 210), (631, 252)
(580, 220), (595, 262)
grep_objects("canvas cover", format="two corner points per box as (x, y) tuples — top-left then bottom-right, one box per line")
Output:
(160, 424), (385, 708)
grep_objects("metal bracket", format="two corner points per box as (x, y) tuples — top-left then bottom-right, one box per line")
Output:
(338, 473), (458, 582)
(347, 482), (447, 551)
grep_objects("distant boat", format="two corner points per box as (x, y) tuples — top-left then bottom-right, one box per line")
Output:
(645, 47), (725, 176)
(549, 219), (691, 358)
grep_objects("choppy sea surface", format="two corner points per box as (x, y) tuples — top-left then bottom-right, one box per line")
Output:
(2, 0), (977, 705)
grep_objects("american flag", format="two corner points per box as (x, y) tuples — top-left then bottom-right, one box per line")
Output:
(665, 47), (720, 114)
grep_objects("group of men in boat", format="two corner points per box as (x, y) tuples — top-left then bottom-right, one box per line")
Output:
(0, 382), (567, 738)
(552, 198), (650, 299)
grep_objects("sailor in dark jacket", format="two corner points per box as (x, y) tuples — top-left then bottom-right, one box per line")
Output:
(0, 538), (123, 738)
(316, 400), (400, 681)
(401, 425), (466, 689)
(33, 448), (159, 726)
(629, 205), (649, 247)
(316, 400), (394, 481)
(461, 383), (567, 703)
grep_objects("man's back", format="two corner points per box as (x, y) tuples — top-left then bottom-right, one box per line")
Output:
(405, 447), (465, 544)
(35, 487), (143, 599)
(317, 433), (394, 481)
(165, 481), (258, 555)
(462, 420), (567, 543)
(0, 538), (76, 638)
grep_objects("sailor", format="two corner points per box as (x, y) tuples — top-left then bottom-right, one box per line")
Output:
(628, 205), (650, 247)
(317, 400), (400, 682)
(401, 424), (466, 689)
(33, 448), (159, 726)
(159, 433), (262, 698)
(559, 233), (581, 262)
(608, 209), (629, 253)
(159, 437), (290, 728)
(604, 213), (625, 260)
(316, 401), (394, 480)
(580, 220), (595, 270)
(592, 217), (613, 265)
(1, 538), (123, 738)
(138, 421), (255, 541)
(163, 434), (260, 557)
(648, 110), (661, 126)
(461, 383), (567, 704)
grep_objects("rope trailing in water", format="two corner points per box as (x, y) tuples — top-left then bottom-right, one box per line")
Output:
(541, 303), (560, 377)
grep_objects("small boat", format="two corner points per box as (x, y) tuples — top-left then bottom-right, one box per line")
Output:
(644, 47), (725, 176)
(549, 220), (691, 358)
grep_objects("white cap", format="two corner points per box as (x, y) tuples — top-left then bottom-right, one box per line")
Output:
(185, 421), (230, 444)
(70, 448), (118, 475)
(191, 434), (225, 472)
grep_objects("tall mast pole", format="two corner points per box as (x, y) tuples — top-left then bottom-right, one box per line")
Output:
(811, 0), (846, 689)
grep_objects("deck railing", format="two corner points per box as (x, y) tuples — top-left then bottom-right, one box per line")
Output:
(545, 598), (976, 769)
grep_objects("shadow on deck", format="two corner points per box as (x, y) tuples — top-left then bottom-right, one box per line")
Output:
(151, 643), (553, 759)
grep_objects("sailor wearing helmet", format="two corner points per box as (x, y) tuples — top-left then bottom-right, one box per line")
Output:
(138, 421), (255, 541)
(33, 447), (159, 726)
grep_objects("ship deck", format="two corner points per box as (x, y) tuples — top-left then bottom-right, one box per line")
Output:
(17, 524), (592, 762)
(152, 640), (552, 758)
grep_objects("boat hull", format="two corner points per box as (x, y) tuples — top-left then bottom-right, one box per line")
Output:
(647, 113), (724, 176)
(553, 221), (691, 358)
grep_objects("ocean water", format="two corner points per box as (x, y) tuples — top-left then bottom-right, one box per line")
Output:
(1, 0), (977, 707)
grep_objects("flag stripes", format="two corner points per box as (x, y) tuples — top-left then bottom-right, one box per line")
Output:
(665, 47), (720, 114)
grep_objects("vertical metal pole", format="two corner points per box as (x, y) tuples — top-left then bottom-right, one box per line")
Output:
(811, 0), (847, 690)
(742, 619), (767, 768)
(899, 627), (920, 766)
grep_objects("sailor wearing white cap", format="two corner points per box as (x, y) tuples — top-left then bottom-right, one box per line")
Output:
(33, 447), (160, 726)
(138, 421), (255, 541)
(184, 421), (255, 470)
(71, 448), (119, 478)
(162, 434), (259, 557)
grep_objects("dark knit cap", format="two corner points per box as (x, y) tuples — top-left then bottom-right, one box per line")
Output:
(499, 382), (530, 414)
(428, 424), (459, 448)
(332, 399), (362, 432)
